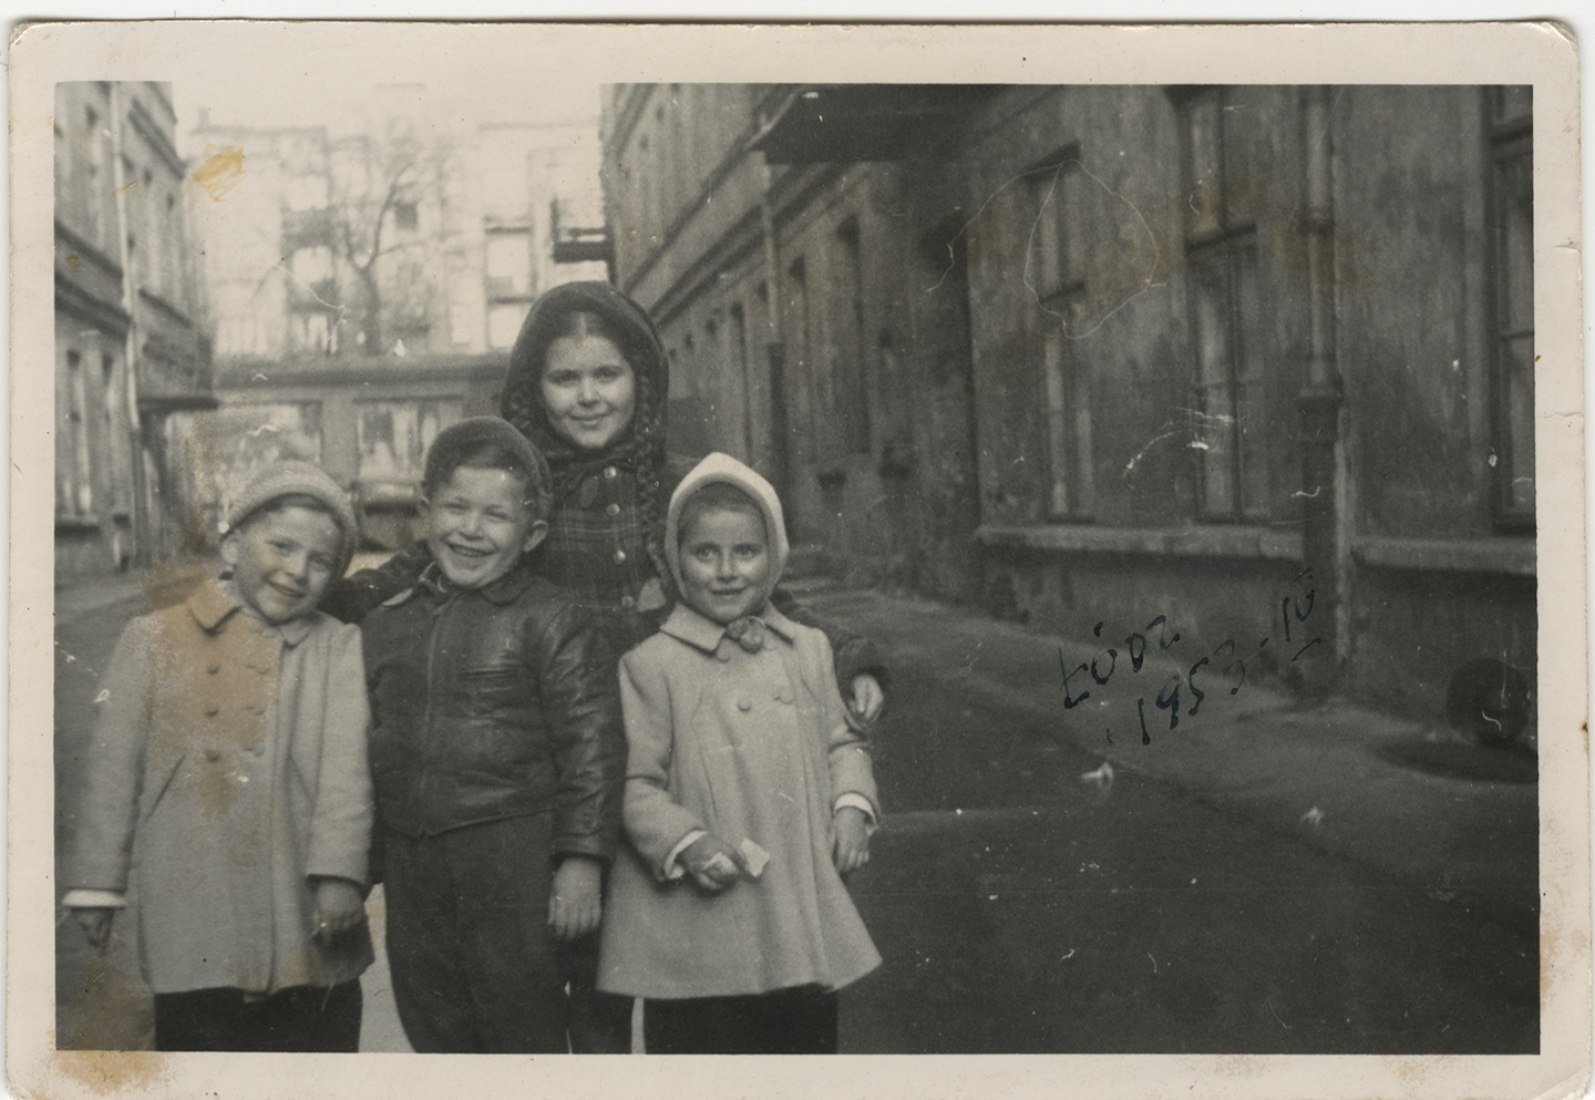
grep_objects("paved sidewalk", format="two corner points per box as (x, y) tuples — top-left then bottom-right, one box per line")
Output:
(800, 586), (1539, 932)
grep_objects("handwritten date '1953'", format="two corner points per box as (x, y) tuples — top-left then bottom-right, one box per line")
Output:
(1058, 570), (1322, 745)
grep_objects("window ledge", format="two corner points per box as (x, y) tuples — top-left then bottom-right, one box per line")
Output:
(1351, 535), (1535, 577)
(977, 524), (1304, 561)
(56, 514), (101, 533)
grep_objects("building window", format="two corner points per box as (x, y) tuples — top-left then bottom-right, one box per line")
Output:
(356, 399), (463, 486)
(1488, 87), (1534, 526)
(1177, 87), (1268, 521)
(486, 233), (532, 298)
(293, 311), (334, 356)
(164, 195), (182, 306)
(82, 104), (104, 246)
(488, 303), (524, 350)
(141, 168), (161, 298)
(1029, 154), (1094, 518)
(834, 219), (872, 454)
(101, 354), (130, 514)
(60, 350), (94, 517)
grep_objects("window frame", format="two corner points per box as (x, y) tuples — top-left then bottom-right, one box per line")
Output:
(1174, 86), (1269, 523)
(1028, 150), (1095, 521)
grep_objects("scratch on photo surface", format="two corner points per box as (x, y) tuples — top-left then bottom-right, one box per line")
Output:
(1024, 160), (1165, 340)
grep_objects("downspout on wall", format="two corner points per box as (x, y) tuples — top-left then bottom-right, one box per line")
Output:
(1298, 85), (1350, 696)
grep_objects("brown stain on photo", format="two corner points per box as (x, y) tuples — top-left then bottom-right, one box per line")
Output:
(66, 253), (81, 274)
(1213, 1054), (1267, 1077)
(192, 146), (245, 202)
(48, 1049), (171, 1096)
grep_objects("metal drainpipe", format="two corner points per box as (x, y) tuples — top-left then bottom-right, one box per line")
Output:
(108, 83), (151, 566)
(1298, 85), (1349, 694)
(757, 148), (791, 505)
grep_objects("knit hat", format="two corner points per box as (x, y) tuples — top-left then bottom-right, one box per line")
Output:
(422, 416), (553, 520)
(224, 460), (359, 577)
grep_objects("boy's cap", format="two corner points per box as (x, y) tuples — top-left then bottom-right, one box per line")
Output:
(225, 460), (358, 574)
(423, 416), (552, 518)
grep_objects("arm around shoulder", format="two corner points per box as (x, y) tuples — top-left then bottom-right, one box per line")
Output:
(769, 585), (890, 696)
(320, 539), (432, 624)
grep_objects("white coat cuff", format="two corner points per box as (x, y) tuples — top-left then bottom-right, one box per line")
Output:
(834, 793), (879, 833)
(662, 829), (708, 881)
(63, 888), (127, 909)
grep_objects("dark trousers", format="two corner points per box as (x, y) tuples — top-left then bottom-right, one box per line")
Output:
(644, 987), (838, 1054)
(153, 981), (362, 1052)
(383, 817), (631, 1053)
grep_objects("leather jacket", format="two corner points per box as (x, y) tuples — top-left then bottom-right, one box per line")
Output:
(360, 561), (624, 860)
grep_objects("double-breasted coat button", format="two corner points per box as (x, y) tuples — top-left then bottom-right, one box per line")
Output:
(613, 549), (627, 564)
(606, 502), (621, 517)
(249, 744), (265, 757)
(205, 748), (221, 762)
(206, 662), (220, 675)
(737, 696), (753, 712)
(620, 595), (636, 610)
(603, 466), (618, 480)
(775, 688), (794, 705)
(205, 703), (221, 717)
(717, 650), (732, 663)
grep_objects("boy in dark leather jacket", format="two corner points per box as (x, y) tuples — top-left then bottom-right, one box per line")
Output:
(360, 416), (625, 1053)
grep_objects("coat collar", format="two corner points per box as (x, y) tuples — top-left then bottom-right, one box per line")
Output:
(187, 575), (316, 646)
(412, 560), (539, 606)
(659, 600), (796, 654)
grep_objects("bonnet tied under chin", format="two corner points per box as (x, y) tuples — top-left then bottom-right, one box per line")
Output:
(724, 616), (768, 653)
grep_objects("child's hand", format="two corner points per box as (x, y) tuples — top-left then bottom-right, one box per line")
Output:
(832, 807), (871, 875)
(312, 878), (366, 944)
(848, 674), (884, 727)
(72, 907), (115, 951)
(549, 857), (603, 942)
(681, 834), (746, 893)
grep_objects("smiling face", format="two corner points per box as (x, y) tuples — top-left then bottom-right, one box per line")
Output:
(222, 503), (343, 624)
(678, 502), (772, 624)
(424, 465), (548, 589)
(539, 332), (637, 452)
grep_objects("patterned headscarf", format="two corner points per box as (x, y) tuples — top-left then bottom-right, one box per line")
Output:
(500, 280), (672, 581)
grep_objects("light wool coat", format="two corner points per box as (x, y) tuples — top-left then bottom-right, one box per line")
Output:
(69, 577), (375, 995)
(597, 453), (881, 999)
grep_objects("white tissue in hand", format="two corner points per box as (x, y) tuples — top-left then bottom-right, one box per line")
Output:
(739, 838), (770, 879)
(702, 852), (739, 879)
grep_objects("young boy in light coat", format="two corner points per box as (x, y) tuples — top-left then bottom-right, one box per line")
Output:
(64, 461), (374, 1051)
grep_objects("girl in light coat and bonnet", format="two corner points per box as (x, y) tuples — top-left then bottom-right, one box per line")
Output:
(598, 453), (881, 1055)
